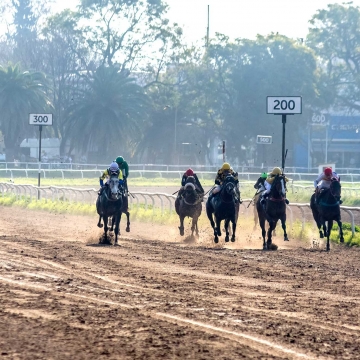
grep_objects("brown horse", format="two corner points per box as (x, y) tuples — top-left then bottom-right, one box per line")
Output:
(175, 183), (202, 237)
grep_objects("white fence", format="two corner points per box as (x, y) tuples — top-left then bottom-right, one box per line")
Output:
(2, 163), (360, 183)
(1, 182), (359, 236)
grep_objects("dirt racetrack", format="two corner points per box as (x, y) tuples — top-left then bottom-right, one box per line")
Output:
(1, 207), (360, 359)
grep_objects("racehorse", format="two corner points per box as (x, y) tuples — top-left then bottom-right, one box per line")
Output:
(256, 175), (288, 250)
(310, 177), (344, 251)
(206, 175), (239, 243)
(96, 173), (124, 245)
(175, 182), (202, 237)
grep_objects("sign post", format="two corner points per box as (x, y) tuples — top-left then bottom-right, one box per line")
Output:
(256, 135), (272, 167)
(266, 97), (302, 171)
(29, 114), (53, 198)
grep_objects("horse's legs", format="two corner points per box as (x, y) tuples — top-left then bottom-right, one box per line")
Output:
(125, 211), (130, 232)
(110, 216), (114, 232)
(231, 215), (236, 242)
(97, 215), (103, 228)
(179, 215), (185, 236)
(326, 219), (333, 251)
(311, 195), (324, 238)
(206, 203), (218, 243)
(103, 215), (109, 244)
(215, 217), (222, 237)
(114, 213), (122, 245)
(253, 203), (258, 230)
(281, 214), (288, 241)
(336, 218), (344, 243)
(267, 220), (275, 249)
(224, 218), (230, 242)
(195, 220), (199, 237)
(259, 214), (267, 250)
(191, 216), (199, 237)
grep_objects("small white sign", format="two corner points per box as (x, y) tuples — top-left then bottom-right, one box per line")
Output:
(29, 113), (53, 126)
(267, 96), (302, 114)
(256, 135), (272, 144)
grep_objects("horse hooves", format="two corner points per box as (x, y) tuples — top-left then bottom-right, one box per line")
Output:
(225, 236), (229, 243)
(319, 232), (324, 238)
(340, 238), (344, 243)
(231, 236), (235, 243)
(263, 245), (268, 251)
(97, 224), (103, 228)
(126, 227), (130, 232)
(214, 236), (219, 244)
(284, 237), (289, 241)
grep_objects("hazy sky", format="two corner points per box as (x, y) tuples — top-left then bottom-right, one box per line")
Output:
(54, 0), (360, 44)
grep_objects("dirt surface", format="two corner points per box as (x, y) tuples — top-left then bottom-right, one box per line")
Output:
(1, 207), (360, 359)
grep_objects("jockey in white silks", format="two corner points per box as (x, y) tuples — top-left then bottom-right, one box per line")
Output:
(314, 167), (339, 191)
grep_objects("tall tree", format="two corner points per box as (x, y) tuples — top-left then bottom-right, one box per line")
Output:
(0, 63), (52, 161)
(65, 65), (149, 162)
(307, 3), (360, 112)
(77, 0), (182, 71)
(206, 34), (321, 165)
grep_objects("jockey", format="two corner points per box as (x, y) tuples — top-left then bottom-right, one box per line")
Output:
(181, 168), (204, 194)
(115, 156), (129, 192)
(208, 162), (241, 203)
(260, 167), (289, 205)
(175, 175), (203, 213)
(98, 161), (124, 196)
(254, 172), (268, 192)
(314, 167), (340, 203)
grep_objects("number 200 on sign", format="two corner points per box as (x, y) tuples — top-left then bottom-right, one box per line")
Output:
(267, 97), (302, 114)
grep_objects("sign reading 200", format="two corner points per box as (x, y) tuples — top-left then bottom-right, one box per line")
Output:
(266, 96), (302, 114)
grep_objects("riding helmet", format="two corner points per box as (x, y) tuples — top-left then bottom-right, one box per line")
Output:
(324, 167), (332, 176)
(261, 172), (268, 179)
(116, 156), (124, 165)
(221, 162), (231, 171)
(271, 167), (282, 175)
(185, 168), (194, 176)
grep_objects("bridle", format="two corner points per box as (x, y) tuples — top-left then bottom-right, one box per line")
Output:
(269, 176), (285, 202)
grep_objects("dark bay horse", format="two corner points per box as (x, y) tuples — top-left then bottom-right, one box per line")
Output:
(256, 175), (288, 250)
(175, 182), (202, 237)
(96, 174), (124, 245)
(310, 178), (344, 251)
(206, 175), (239, 244)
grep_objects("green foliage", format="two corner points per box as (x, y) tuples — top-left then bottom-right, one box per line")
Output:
(65, 65), (150, 155)
(307, 3), (360, 111)
(0, 63), (52, 159)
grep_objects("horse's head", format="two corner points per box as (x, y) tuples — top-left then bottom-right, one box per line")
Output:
(270, 175), (286, 199)
(108, 172), (121, 200)
(221, 174), (237, 198)
(330, 177), (341, 201)
(183, 182), (199, 205)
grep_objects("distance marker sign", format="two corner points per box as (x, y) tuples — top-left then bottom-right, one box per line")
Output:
(267, 96), (302, 114)
(29, 113), (53, 126)
(256, 135), (272, 144)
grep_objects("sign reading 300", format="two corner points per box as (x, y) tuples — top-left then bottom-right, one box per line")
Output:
(29, 113), (53, 126)
(267, 96), (302, 114)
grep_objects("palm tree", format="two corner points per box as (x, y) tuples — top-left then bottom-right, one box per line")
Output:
(0, 63), (51, 161)
(65, 66), (149, 162)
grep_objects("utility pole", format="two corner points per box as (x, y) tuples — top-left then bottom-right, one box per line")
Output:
(206, 5), (210, 47)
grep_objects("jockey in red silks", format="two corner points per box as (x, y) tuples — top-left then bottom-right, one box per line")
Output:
(180, 168), (204, 194)
(314, 167), (340, 203)
(314, 167), (339, 190)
